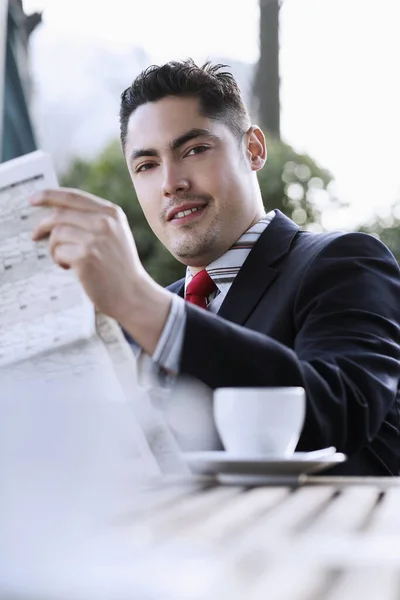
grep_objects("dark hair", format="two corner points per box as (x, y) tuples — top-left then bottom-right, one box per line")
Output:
(119, 59), (251, 151)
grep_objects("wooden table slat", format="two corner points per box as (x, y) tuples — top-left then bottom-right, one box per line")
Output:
(245, 486), (337, 538)
(251, 567), (328, 600)
(368, 488), (400, 534)
(178, 487), (290, 543)
(304, 477), (400, 488)
(303, 486), (380, 534)
(115, 480), (211, 523)
(123, 485), (244, 546)
(200, 487), (338, 584)
(324, 568), (400, 600)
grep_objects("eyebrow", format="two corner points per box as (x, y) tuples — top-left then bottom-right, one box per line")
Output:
(129, 128), (219, 162)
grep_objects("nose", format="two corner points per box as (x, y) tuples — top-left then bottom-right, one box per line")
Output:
(161, 163), (190, 197)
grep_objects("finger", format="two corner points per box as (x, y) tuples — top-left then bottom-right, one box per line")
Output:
(32, 209), (116, 241)
(29, 188), (118, 214)
(52, 242), (83, 270)
(48, 225), (93, 258)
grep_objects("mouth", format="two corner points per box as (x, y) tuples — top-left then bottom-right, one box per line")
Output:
(167, 202), (208, 225)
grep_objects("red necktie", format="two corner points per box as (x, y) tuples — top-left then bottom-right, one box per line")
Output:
(185, 269), (216, 309)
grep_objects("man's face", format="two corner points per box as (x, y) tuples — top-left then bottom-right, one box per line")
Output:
(124, 96), (264, 267)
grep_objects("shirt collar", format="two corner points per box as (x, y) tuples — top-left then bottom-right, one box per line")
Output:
(185, 210), (275, 297)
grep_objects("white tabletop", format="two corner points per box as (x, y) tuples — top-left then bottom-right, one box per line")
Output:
(2, 475), (400, 599)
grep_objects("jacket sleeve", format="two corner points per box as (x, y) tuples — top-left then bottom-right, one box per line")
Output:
(179, 233), (400, 455)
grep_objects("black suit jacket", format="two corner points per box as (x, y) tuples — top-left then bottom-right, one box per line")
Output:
(168, 210), (400, 476)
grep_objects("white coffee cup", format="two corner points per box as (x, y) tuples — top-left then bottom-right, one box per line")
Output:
(213, 387), (306, 457)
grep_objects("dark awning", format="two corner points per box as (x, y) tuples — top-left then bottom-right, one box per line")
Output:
(1, 0), (37, 162)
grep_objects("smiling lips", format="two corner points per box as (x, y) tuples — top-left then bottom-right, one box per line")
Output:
(173, 206), (201, 219)
(167, 202), (208, 222)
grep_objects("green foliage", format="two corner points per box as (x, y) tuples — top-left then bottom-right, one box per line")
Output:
(358, 210), (400, 264)
(60, 137), (340, 285)
(258, 136), (341, 230)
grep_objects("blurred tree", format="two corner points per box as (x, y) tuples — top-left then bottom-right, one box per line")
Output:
(253, 0), (281, 138)
(252, 1), (346, 228)
(60, 138), (340, 285)
(258, 135), (342, 229)
(358, 208), (400, 264)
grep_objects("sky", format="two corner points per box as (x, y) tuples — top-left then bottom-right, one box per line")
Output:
(23, 0), (400, 229)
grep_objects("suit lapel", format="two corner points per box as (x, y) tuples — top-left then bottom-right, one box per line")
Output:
(218, 211), (301, 325)
(167, 278), (185, 297)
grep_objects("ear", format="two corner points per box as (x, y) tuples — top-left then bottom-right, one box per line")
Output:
(245, 126), (267, 172)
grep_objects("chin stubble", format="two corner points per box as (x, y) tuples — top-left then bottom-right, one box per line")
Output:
(162, 195), (217, 260)
(171, 220), (219, 260)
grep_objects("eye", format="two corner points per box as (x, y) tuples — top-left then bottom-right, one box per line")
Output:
(185, 145), (209, 157)
(135, 162), (157, 173)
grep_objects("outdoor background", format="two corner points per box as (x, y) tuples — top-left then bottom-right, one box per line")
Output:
(3, 0), (400, 284)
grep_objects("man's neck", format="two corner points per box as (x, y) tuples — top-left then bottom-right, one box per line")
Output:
(187, 211), (267, 277)
(189, 265), (207, 276)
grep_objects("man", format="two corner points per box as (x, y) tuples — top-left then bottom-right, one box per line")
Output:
(30, 60), (400, 476)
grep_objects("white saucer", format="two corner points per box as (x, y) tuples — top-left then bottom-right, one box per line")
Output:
(182, 450), (346, 483)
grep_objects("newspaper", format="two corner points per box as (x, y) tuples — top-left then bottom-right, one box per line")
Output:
(0, 150), (188, 477)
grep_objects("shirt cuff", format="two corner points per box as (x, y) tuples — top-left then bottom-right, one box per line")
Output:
(152, 293), (186, 375)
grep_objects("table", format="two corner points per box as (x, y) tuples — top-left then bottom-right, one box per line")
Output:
(3, 476), (400, 599)
(104, 475), (400, 600)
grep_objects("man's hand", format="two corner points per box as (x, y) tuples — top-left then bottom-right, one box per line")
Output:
(30, 188), (172, 354)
